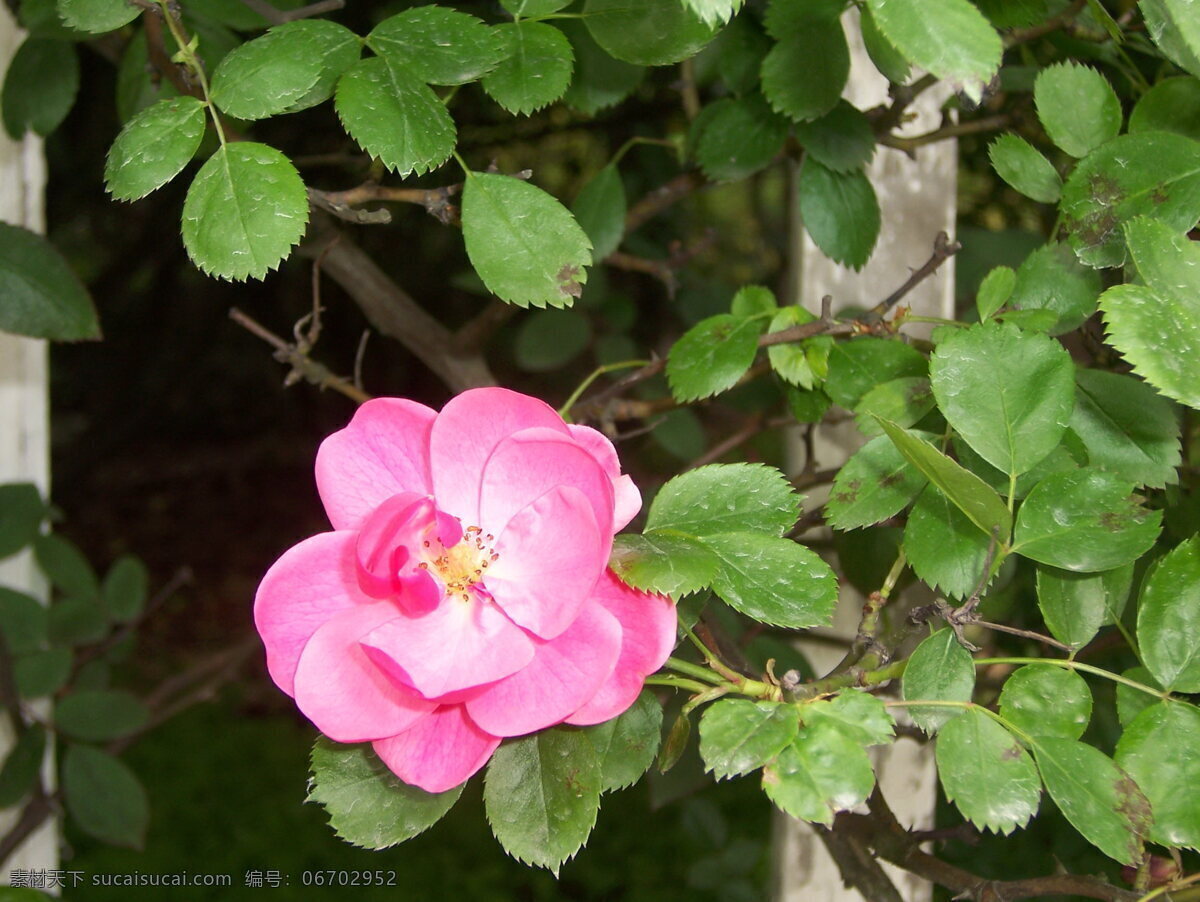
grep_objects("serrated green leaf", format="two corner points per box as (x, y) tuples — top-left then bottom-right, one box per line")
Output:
(864, 0), (1000, 101)
(1129, 77), (1200, 142)
(693, 94), (788, 183)
(1034, 62), (1121, 158)
(859, 4), (909, 84)
(801, 691), (895, 747)
(572, 164), (625, 260)
(1140, 0), (1200, 79)
(905, 485), (994, 599)
(976, 265), (1016, 322)
(1032, 737), (1150, 865)
(646, 463), (799, 538)
(760, 18), (848, 123)
(20, 0), (85, 38)
(703, 531), (838, 629)
(62, 744), (148, 848)
(368, 7), (507, 85)
(0, 223), (98, 341)
(1138, 536), (1200, 693)
(1012, 468), (1161, 572)
(666, 314), (761, 402)
(461, 172), (591, 308)
(716, 14), (770, 96)
(930, 321), (1074, 477)
(999, 665), (1091, 740)
(0, 588), (47, 655)
(33, 534), (98, 599)
(1071, 369), (1180, 489)
(0, 484), (46, 560)
(15, 648), (71, 699)
(335, 57), (455, 178)
(1061, 132), (1200, 269)
(798, 160), (879, 270)
(609, 532), (718, 598)
(2, 38), (78, 140)
(766, 306), (818, 388)
(730, 285), (776, 318)
(584, 691), (662, 792)
(104, 97), (206, 201)
(482, 22), (573, 115)
(0, 725), (46, 808)
(762, 720), (874, 825)
(1117, 667), (1161, 727)
(794, 101), (875, 174)
(657, 710), (691, 773)
(682, 0), (742, 27)
(1115, 700), (1200, 850)
(826, 434), (927, 530)
(936, 709), (1040, 835)
(787, 386), (833, 424)
(1007, 242), (1101, 336)
(875, 419), (1012, 542)
(559, 20), (643, 115)
(699, 699), (799, 779)
(307, 737), (461, 849)
(1036, 563), (1133, 651)
(825, 338), (926, 409)
(181, 142), (308, 281)
(502, 0), (570, 17)
(56, 689), (149, 741)
(854, 377), (935, 437)
(903, 628), (976, 733)
(56, 0), (137, 34)
(101, 555), (148, 623)
(989, 134), (1061, 204)
(47, 596), (107, 646)
(484, 728), (601, 872)
(582, 0), (715, 66)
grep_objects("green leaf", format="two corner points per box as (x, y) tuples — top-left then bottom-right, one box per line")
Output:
(854, 377), (935, 437)
(584, 691), (662, 792)
(988, 134), (1061, 204)
(1117, 667), (1161, 728)
(572, 164), (625, 260)
(559, 20), (643, 115)
(762, 720), (874, 825)
(1071, 369), (1180, 489)
(766, 306), (818, 388)
(716, 14), (770, 96)
(210, 20), (360, 119)
(875, 419), (1012, 542)
(104, 97), (206, 202)
(513, 309), (591, 372)
(1140, 0), (1200, 79)
(1036, 563), (1133, 651)
(859, 4), (909, 84)
(825, 338), (926, 409)
(0, 725), (46, 808)
(1138, 536), (1200, 693)
(55, 689), (149, 741)
(825, 434), (927, 530)
(115, 28), (178, 122)
(335, 57), (455, 178)
(368, 7), (507, 85)
(1007, 242), (1101, 336)
(2, 38), (78, 139)
(760, 18), (848, 123)
(0, 223), (99, 341)
(647, 463), (799, 538)
(975, 0), (1047, 27)
(693, 94), (789, 183)
(1032, 737), (1150, 865)
(609, 532), (718, 598)
(904, 485), (994, 599)
(101, 555), (148, 623)
(801, 691), (895, 747)
(794, 101), (875, 174)
(33, 534), (98, 599)
(930, 321), (1075, 477)
(1061, 132), (1200, 269)
(798, 160), (880, 270)
(482, 22), (574, 115)
(20, 0), (85, 38)
(1012, 468), (1161, 572)
(462, 172), (591, 307)
(1115, 700), (1200, 850)
(864, 0), (1001, 102)
(681, 0), (742, 28)
(657, 710), (691, 773)
(484, 727), (601, 872)
(999, 664), (1092, 740)
(47, 596), (107, 646)
(1034, 62), (1122, 158)
(307, 738), (462, 849)
(1129, 77), (1200, 142)
(703, 531), (838, 629)
(62, 744), (148, 848)
(699, 700), (800, 779)
(903, 628), (976, 733)
(0, 588), (47, 655)
(936, 709), (1040, 834)
(666, 314), (762, 402)
(56, 0), (137, 34)
(730, 285), (776, 318)
(787, 386), (833, 424)
(15, 649), (71, 699)
(975, 265), (1016, 321)
(0, 484), (46, 560)
(501, 0), (570, 17)
(582, 0), (716, 66)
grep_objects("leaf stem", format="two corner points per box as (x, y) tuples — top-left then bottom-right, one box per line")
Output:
(644, 674), (712, 694)
(664, 655), (725, 685)
(154, 0), (224, 147)
(976, 657), (1172, 700)
(558, 359), (651, 420)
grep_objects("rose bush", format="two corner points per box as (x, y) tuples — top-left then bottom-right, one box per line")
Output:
(254, 388), (677, 792)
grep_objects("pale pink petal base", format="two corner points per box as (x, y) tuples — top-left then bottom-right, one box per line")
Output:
(374, 705), (501, 793)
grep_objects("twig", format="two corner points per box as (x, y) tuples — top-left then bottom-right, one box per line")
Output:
(238, 0), (344, 24)
(308, 183), (463, 227)
(624, 171), (708, 234)
(1004, 0), (1088, 47)
(868, 231), (961, 318)
(685, 412), (773, 470)
(879, 115), (1014, 154)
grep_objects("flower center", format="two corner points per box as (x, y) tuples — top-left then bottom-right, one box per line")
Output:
(419, 525), (499, 602)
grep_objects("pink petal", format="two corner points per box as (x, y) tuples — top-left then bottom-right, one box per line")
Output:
(254, 531), (370, 696)
(373, 705), (501, 793)
(359, 596), (535, 698)
(567, 424), (643, 531)
(566, 571), (677, 726)
(486, 486), (607, 640)
(293, 603), (436, 743)
(478, 428), (615, 540)
(465, 600), (622, 737)
(429, 388), (570, 524)
(354, 493), (432, 598)
(315, 398), (436, 530)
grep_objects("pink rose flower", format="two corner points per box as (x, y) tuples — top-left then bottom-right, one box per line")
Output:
(254, 388), (677, 793)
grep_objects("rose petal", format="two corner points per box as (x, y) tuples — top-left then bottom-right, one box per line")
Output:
(373, 705), (501, 793)
(354, 493), (432, 598)
(293, 603), (436, 743)
(465, 600), (622, 736)
(567, 424), (643, 531)
(430, 388), (570, 524)
(254, 531), (370, 696)
(316, 398), (436, 530)
(566, 571), (677, 726)
(360, 595), (535, 698)
(486, 485), (606, 640)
